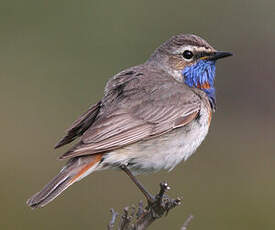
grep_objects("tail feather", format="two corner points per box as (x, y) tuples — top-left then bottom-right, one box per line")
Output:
(26, 154), (102, 209)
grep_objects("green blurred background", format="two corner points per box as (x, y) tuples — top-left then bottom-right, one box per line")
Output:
(0, 0), (274, 229)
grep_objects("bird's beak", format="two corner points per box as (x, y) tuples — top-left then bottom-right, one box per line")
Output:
(207, 51), (233, 61)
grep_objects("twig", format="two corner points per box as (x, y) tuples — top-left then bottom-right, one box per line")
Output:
(136, 201), (144, 219)
(181, 215), (194, 230)
(107, 182), (182, 230)
(108, 208), (118, 230)
(118, 207), (134, 230)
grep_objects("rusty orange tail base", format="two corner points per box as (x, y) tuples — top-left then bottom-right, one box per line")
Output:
(26, 154), (102, 209)
(69, 154), (102, 183)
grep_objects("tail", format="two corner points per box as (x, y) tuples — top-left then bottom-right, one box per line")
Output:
(26, 154), (102, 209)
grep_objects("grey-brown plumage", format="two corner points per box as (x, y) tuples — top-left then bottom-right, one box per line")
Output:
(59, 66), (202, 159)
(27, 34), (232, 208)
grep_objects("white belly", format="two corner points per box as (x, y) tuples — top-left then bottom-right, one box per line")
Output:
(101, 106), (211, 175)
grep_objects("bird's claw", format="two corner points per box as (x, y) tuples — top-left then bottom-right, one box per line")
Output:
(146, 182), (181, 218)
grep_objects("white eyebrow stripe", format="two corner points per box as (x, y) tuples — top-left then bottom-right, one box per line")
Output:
(178, 45), (213, 54)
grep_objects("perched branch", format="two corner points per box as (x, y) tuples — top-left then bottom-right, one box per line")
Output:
(107, 182), (183, 230)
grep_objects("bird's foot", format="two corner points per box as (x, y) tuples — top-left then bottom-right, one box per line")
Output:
(145, 182), (181, 218)
(107, 181), (182, 230)
(120, 165), (181, 218)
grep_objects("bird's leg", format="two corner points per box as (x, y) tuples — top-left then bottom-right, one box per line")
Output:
(120, 164), (154, 204)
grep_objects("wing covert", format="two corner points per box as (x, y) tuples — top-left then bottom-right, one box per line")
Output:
(59, 68), (201, 159)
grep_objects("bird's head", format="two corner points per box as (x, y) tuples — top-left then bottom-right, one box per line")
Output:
(148, 34), (232, 108)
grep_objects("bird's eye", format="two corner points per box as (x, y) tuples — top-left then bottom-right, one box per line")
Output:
(182, 50), (194, 60)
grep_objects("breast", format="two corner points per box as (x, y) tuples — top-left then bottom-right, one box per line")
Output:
(103, 100), (212, 175)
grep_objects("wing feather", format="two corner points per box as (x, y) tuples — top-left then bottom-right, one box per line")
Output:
(55, 102), (101, 149)
(59, 67), (202, 159)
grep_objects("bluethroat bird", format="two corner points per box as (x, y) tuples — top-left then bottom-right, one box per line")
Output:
(27, 34), (232, 208)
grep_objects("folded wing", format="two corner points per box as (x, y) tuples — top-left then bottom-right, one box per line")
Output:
(58, 68), (202, 159)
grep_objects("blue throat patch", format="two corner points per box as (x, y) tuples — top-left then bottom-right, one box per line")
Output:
(182, 60), (216, 109)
